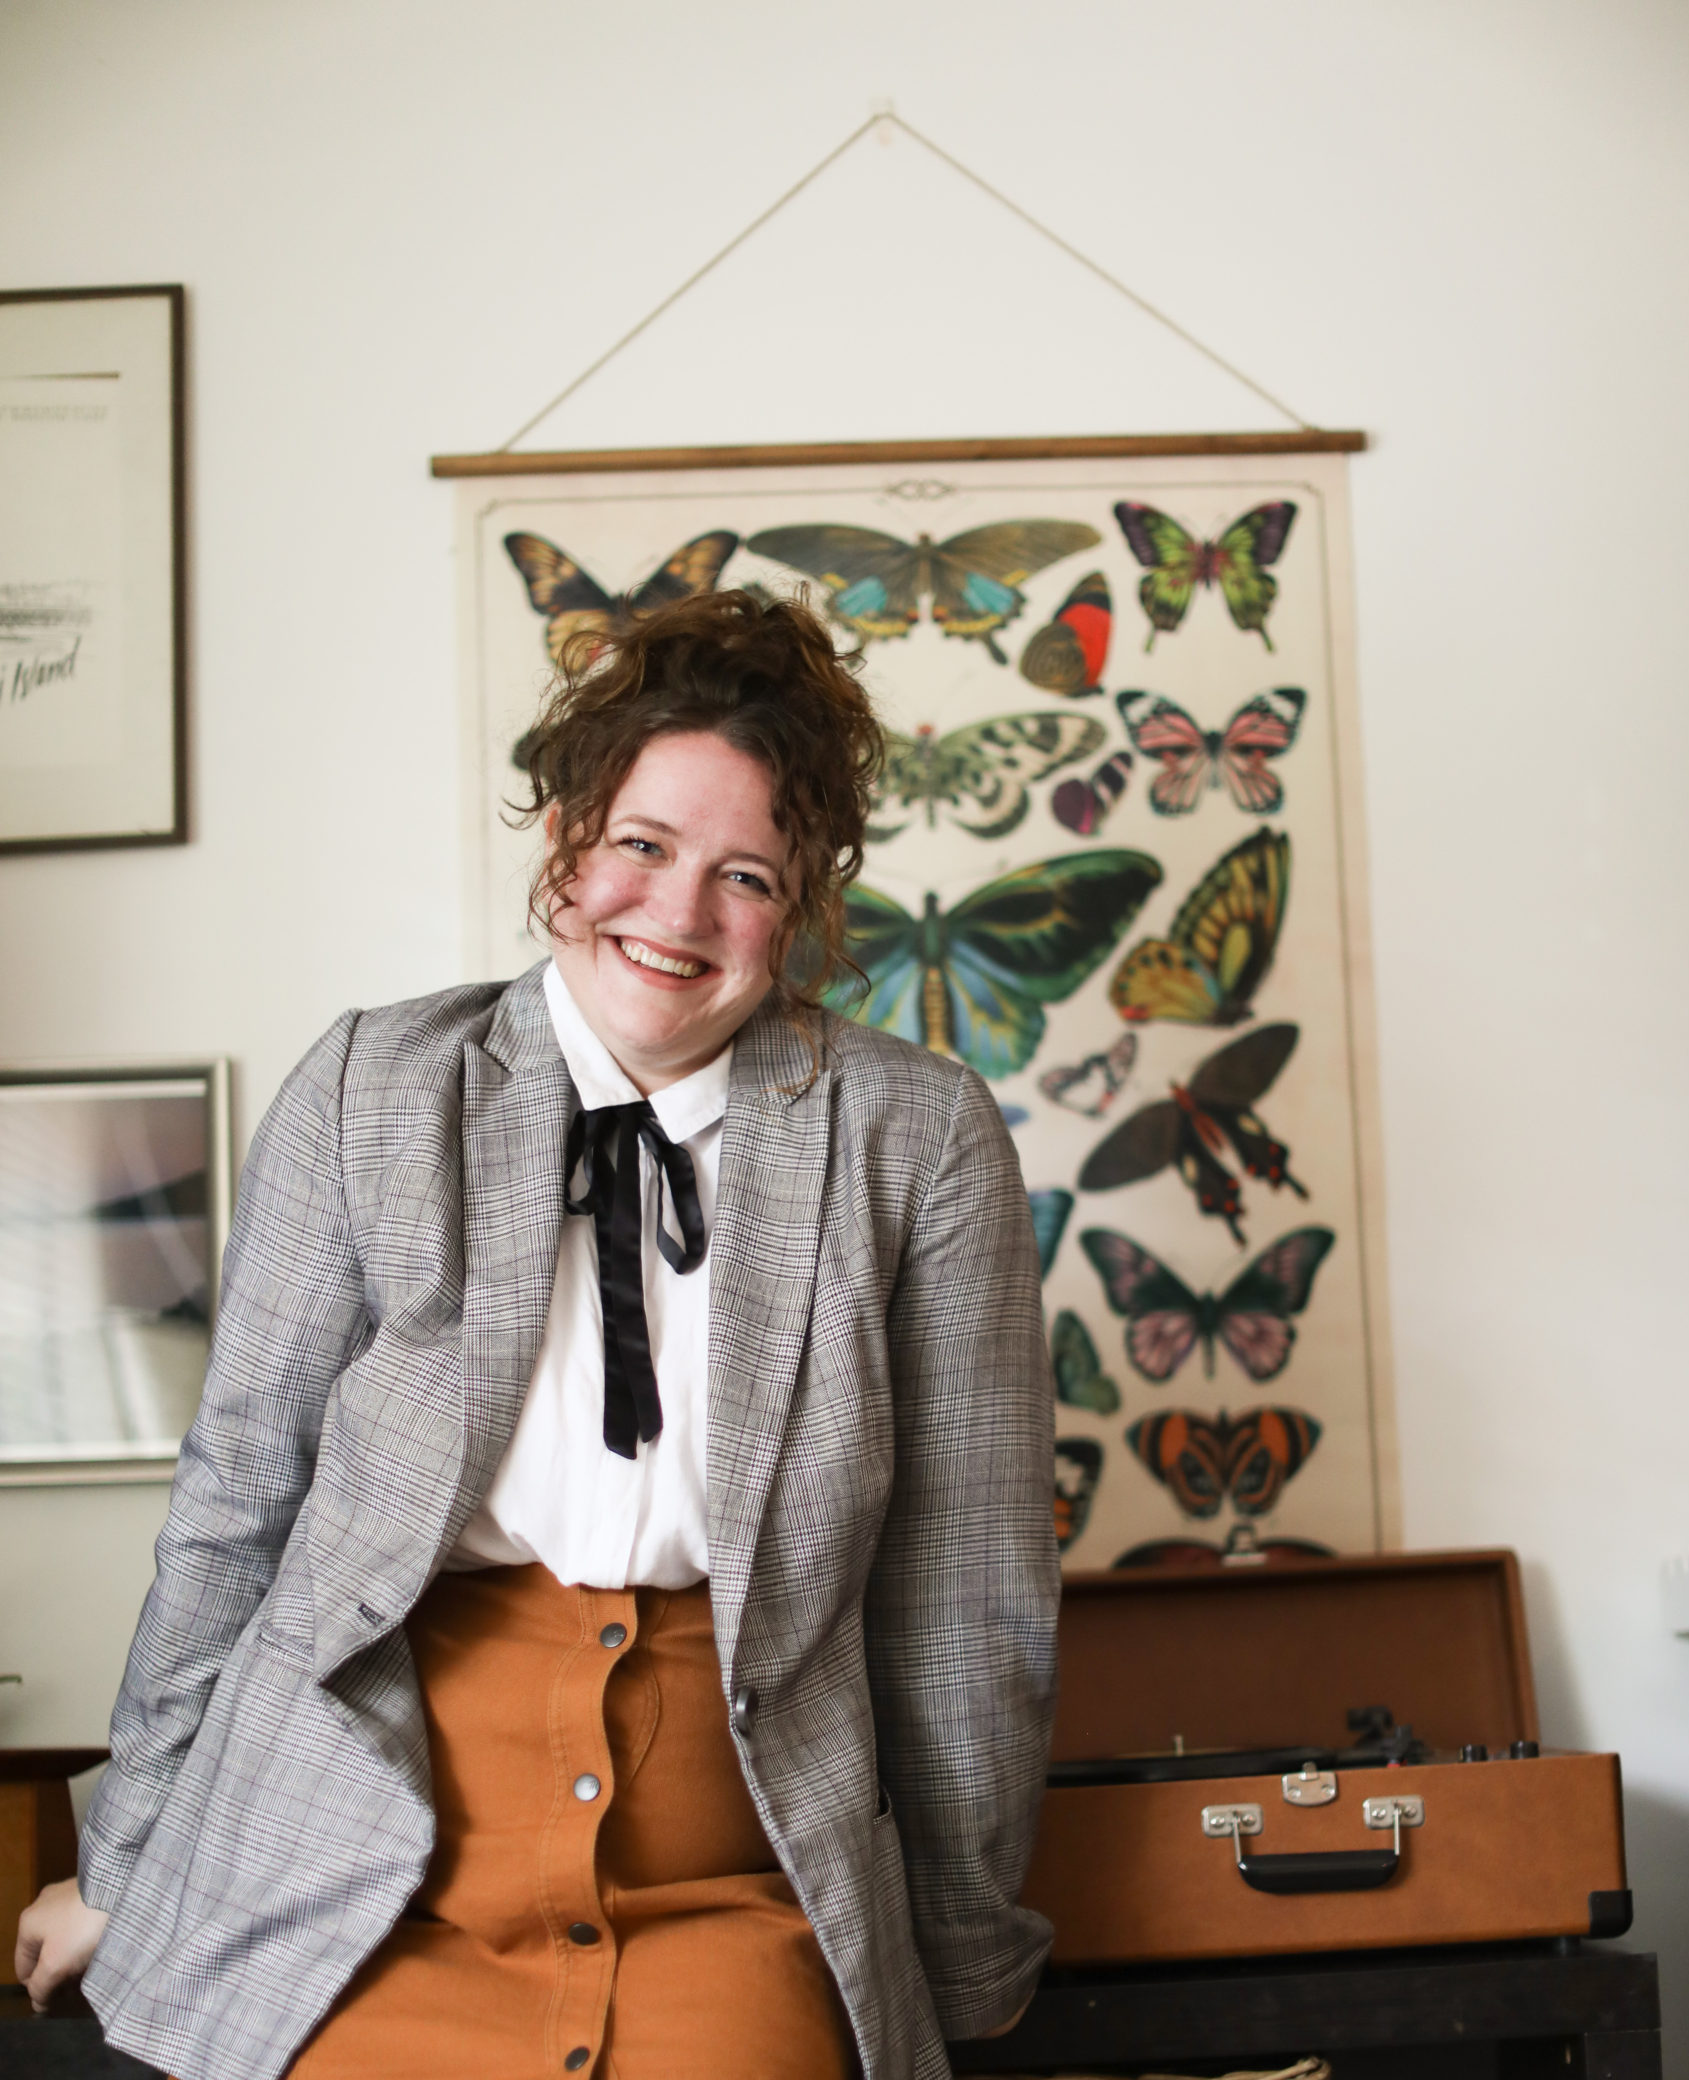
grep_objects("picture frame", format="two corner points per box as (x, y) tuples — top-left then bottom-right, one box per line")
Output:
(435, 431), (1401, 1565)
(0, 1059), (230, 1485)
(0, 284), (187, 853)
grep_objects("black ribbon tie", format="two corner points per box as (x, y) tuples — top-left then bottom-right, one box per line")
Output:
(564, 1101), (708, 1460)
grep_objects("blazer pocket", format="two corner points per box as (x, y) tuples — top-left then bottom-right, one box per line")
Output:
(255, 1622), (315, 1669)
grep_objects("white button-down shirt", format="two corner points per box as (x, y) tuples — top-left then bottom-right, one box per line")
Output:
(448, 961), (728, 1588)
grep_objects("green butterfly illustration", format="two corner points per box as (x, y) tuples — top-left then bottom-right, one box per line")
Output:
(870, 713), (1106, 842)
(1052, 1309), (1121, 1415)
(748, 520), (1100, 661)
(1029, 1189), (1075, 1278)
(1113, 502), (1297, 652)
(828, 851), (1163, 1080)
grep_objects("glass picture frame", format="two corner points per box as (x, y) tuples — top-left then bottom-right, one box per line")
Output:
(0, 1061), (230, 1484)
(0, 284), (186, 852)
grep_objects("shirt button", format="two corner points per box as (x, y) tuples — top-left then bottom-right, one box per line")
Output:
(567, 1921), (601, 1946)
(599, 1622), (627, 1649)
(572, 1773), (602, 1802)
(564, 2050), (591, 2072)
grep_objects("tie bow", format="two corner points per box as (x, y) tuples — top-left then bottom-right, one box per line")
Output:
(565, 1100), (707, 1460)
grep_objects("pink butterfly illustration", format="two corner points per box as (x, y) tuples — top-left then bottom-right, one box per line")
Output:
(1118, 687), (1305, 816)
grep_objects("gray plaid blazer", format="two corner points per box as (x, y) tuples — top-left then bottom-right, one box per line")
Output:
(78, 963), (1058, 2080)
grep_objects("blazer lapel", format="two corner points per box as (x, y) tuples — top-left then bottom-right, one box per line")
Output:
(457, 963), (574, 1527)
(707, 1007), (833, 1668)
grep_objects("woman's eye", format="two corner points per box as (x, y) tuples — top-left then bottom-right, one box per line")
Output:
(618, 835), (662, 858)
(728, 870), (772, 895)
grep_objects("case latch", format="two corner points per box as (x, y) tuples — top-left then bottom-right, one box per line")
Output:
(1283, 1763), (1337, 1806)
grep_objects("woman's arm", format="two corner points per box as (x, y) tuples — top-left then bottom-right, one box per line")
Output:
(864, 1064), (1060, 2044)
(76, 1010), (372, 1914)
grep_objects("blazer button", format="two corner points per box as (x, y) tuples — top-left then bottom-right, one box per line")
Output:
(572, 1773), (602, 1802)
(732, 1684), (759, 1736)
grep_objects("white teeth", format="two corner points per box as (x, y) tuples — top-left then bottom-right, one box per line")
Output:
(618, 938), (706, 979)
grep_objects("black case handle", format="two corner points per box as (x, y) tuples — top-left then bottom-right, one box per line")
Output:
(1236, 1846), (1400, 1895)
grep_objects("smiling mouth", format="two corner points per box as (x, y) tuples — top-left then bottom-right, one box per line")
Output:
(615, 937), (709, 980)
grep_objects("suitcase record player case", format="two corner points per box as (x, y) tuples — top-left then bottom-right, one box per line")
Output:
(1023, 1548), (1630, 1963)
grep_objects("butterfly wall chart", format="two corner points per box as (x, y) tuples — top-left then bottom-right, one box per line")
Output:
(1079, 1024), (1306, 1244)
(1038, 1031), (1138, 1118)
(503, 530), (740, 666)
(1055, 1438), (1104, 1551)
(1029, 1188), (1075, 1277)
(1051, 750), (1135, 836)
(1018, 570), (1112, 695)
(1113, 502), (1297, 652)
(869, 713), (1105, 841)
(1110, 829), (1290, 1027)
(828, 850), (1163, 1080)
(1126, 1405), (1322, 1519)
(1052, 1310), (1121, 1415)
(1119, 687), (1307, 817)
(747, 521), (1099, 661)
(1079, 1225), (1336, 1384)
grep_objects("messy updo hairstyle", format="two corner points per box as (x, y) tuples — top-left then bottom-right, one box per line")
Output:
(515, 588), (884, 1028)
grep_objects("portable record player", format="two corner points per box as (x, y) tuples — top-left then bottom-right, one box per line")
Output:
(1021, 1548), (1630, 1963)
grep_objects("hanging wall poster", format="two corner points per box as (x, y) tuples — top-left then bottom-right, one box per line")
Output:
(0, 286), (185, 853)
(438, 435), (1397, 1565)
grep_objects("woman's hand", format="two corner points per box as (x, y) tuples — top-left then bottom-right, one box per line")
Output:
(14, 1879), (108, 2012)
(976, 1991), (1034, 2039)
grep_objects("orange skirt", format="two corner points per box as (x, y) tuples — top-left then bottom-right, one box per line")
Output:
(286, 1566), (854, 2080)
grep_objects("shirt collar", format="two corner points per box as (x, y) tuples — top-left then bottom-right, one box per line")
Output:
(544, 959), (732, 1145)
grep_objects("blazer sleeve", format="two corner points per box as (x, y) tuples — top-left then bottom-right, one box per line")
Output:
(79, 1010), (372, 1912)
(864, 1063), (1060, 2041)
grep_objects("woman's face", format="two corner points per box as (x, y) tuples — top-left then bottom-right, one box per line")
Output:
(549, 730), (792, 1092)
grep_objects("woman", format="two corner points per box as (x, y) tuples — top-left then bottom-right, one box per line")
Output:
(17, 589), (1059, 2080)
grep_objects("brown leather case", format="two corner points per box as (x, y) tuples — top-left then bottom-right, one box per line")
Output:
(1022, 1550), (1628, 1962)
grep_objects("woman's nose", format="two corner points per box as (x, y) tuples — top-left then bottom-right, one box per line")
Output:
(648, 867), (713, 936)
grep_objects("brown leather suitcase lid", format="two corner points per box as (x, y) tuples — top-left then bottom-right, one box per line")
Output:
(1054, 1547), (1539, 1761)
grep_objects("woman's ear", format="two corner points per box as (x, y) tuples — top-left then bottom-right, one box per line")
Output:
(544, 801), (561, 845)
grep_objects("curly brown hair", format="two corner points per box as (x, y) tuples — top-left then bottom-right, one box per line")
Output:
(514, 588), (884, 1027)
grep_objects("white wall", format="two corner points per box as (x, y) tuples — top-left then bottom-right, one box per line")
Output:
(3, 0), (1687, 2056)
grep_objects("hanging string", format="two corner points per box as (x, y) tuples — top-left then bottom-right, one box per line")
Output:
(886, 114), (1312, 430)
(496, 108), (1312, 453)
(497, 114), (882, 451)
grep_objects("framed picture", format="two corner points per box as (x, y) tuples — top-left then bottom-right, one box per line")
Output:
(0, 284), (186, 853)
(437, 431), (1399, 1565)
(0, 1061), (230, 1484)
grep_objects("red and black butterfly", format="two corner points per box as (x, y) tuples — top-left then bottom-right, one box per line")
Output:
(1019, 570), (1112, 696)
(1126, 1405), (1322, 1518)
(1055, 1437), (1104, 1551)
(1119, 686), (1306, 816)
(1079, 1225), (1336, 1384)
(1078, 1024), (1307, 1244)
